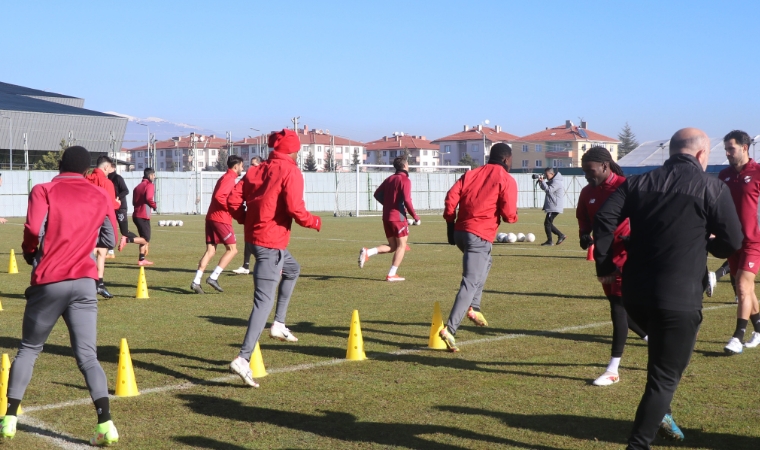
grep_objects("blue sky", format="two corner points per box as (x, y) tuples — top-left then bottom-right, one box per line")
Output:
(3, 0), (759, 143)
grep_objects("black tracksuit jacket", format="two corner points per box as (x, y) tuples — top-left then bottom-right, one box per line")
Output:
(593, 153), (743, 311)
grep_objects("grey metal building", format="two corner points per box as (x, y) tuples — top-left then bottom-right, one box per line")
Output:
(0, 82), (127, 169)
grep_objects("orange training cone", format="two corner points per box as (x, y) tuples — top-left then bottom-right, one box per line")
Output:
(249, 342), (268, 378)
(115, 338), (140, 397)
(346, 310), (367, 361)
(135, 266), (149, 299)
(586, 244), (595, 262)
(7, 249), (18, 274)
(428, 302), (448, 349)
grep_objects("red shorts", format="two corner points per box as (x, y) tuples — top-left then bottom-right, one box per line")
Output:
(383, 220), (409, 239)
(205, 220), (236, 245)
(728, 250), (760, 276)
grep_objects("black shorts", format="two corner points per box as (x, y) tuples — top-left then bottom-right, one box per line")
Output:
(116, 210), (129, 236)
(132, 217), (151, 242)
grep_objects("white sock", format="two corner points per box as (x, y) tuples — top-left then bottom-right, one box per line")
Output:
(210, 266), (223, 280)
(643, 335), (648, 342)
(272, 320), (284, 329)
(606, 357), (621, 374)
(193, 270), (203, 284)
(368, 248), (378, 257)
(388, 265), (398, 276)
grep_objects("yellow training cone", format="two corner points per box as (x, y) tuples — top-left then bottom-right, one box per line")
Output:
(7, 249), (18, 274)
(0, 354), (9, 416)
(115, 338), (140, 397)
(346, 310), (367, 361)
(428, 301), (448, 350)
(249, 342), (268, 378)
(0, 300), (3, 311)
(135, 266), (149, 299)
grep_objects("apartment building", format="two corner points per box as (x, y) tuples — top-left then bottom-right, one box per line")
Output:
(433, 125), (518, 166)
(126, 133), (227, 171)
(364, 133), (440, 171)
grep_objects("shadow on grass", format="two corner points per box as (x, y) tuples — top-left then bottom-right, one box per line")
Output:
(106, 263), (197, 274)
(107, 282), (193, 295)
(436, 406), (760, 450)
(178, 394), (562, 450)
(0, 292), (26, 299)
(483, 289), (606, 301)
(18, 420), (89, 446)
(173, 436), (249, 449)
(494, 253), (585, 260)
(300, 273), (386, 282)
(0, 337), (228, 386)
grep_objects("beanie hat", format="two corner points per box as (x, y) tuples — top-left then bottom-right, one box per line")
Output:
(269, 129), (301, 154)
(59, 146), (91, 174)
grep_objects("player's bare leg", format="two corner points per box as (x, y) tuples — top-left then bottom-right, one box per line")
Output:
(359, 239), (394, 268)
(726, 269), (760, 353)
(138, 242), (153, 266)
(192, 244), (216, 294)
(94, 248), (113, 299)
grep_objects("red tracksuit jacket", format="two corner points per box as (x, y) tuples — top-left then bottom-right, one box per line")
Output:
(373, 171), (419, 222)
(443, 163), (518, 242)
(719, 159), (760, 253)
(23, 173), (118, 286)
(85, 168), (120, 210)
(133, 178), (156, 219)
(228, 151), (320, 249)
(576, 172), (630, 297)
(206, 169), (237, 225)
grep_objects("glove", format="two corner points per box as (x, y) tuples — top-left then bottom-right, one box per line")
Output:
(23, 249), (37, 266)
(413, 219), (421, 226)
(309, 215), (322, 232)
(579, 234), (593, 250)
(447, 222), (455, 245)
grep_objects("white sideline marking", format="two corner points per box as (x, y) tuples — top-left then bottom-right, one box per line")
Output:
(22, 303), (735, 448)
(18, 416), (91, 449)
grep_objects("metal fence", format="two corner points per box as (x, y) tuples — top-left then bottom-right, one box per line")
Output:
(0, 170), (588, 217)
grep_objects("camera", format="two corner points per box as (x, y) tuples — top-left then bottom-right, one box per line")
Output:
(531, 174), (541, 180)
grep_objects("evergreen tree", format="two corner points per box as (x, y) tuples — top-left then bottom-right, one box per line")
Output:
(214, 148), (229, 171)
(458, 153), (479, 169)
(617, 122), (639, 158)
(304, 151), (318, 172)
(351, 150), (361, 170)
(33, 139), (67, 170)
(323, 150), (335, 172)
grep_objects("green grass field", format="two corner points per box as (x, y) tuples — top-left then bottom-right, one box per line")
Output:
(0, 210), (758, 449)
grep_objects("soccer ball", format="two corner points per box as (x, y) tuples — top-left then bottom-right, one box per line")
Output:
(496, 232), (508, 243)
(177, 220), (184, 227)
(170, 221), (177, 227)
(506, 233), (517, 243)
(526, 233), (536, 242)
(407, 218), (414, 226)
(158, 220), (166, 227)
(516, 233), (526, 242)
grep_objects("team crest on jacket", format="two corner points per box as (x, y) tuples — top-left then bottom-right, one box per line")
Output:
(725, 177), (731, 181)
(750, 262), (755, 269)
(745, 176), (752, 184)
(589, 199), (596, 204)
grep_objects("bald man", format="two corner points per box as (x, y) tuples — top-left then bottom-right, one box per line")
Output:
(594, 128), (742, 449)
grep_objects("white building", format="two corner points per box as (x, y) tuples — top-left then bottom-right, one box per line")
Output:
(126, 133), (227, 171)
(365, 133), (440, 171)
(433, 125), (518, 166)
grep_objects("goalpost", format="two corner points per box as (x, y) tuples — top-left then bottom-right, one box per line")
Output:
(337, 164), (470, 218)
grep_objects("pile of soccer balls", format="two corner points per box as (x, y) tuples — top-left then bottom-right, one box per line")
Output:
(158, 220), (184, 227)
(495, 232), (535, 243)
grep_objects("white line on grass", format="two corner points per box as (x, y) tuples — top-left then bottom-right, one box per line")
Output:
(21, 303), (735, 448)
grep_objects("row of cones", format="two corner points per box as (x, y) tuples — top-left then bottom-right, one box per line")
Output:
(5, 250), (150, 299)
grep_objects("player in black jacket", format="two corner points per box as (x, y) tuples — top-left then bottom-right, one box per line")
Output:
(594, 128), (743, 450)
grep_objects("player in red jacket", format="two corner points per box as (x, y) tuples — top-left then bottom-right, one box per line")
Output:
(358, 156), (420, 281)
(132, 168), (157, 266)
(439, 143), (517, 352)
(576, 147), (647, 386)
(718, 130), (760, 353)
(85, 155), (121, 299)
(191, 155), (245, 294)
(226, 129), (321, 387)
(0, 146), (120, 445)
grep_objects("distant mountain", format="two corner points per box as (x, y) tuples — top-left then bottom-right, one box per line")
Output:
(107, 112), (221, 148)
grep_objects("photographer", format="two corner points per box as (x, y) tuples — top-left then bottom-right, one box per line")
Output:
(536, 168), (566, 246)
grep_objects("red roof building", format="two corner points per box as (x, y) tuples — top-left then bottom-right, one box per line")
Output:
(232, 126), (365, 172)
(125, 133), (228, 171)
(364, 134), (440, 171)
(432, 125), (518, 167)
(511, 120), (620, 171)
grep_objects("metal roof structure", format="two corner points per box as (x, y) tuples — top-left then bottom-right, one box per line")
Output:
(619, 138), (735, 167)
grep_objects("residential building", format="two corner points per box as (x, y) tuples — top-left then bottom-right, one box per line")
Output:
(433, 125), (518, 166)
(510, 120), (620, 171)
(364, 133), (440, 171)
(126, 133), (227, 171)
(232, 126), (366, 172)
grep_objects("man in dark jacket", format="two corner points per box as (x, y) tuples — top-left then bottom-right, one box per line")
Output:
(594, 128), (743, 449)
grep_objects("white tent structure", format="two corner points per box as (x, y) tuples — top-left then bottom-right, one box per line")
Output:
(619, 138), (733, 168)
